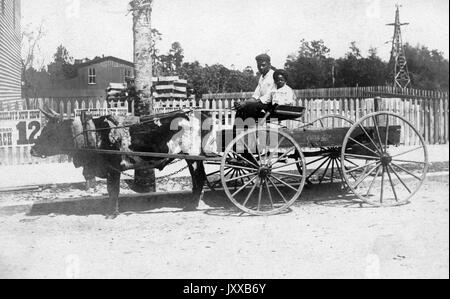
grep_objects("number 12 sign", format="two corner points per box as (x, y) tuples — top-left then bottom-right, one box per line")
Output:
(0, 111), (42, 148)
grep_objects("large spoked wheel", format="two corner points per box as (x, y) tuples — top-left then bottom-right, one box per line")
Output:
(301, 115), (354, 185)
(221, 127), (307, 216)
(341, 112), (429, 207)
(205, 152), (250, 192)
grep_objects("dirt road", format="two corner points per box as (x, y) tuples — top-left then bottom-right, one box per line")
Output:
(0, 174), (448, 279)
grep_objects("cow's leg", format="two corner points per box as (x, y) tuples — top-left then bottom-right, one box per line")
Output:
(106, 171), (121, 219)
(82, 166), (97, 191)
(184, 160), (207, 211)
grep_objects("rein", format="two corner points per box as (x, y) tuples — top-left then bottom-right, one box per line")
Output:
(70, 109), (193, 141)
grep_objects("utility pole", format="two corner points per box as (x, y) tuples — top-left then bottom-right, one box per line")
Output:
(387, 5), (411, 89)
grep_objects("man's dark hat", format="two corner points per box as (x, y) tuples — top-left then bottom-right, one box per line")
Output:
(255, 54), (271, 63)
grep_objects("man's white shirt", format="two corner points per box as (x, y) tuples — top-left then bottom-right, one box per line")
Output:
(253, 69), (276, 104)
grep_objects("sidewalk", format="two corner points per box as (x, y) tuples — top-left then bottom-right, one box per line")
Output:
(0, 144), (448, 189)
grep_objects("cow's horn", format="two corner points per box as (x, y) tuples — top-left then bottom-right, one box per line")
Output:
(47, 107), (61, 117)
(39, 108), (57, 119)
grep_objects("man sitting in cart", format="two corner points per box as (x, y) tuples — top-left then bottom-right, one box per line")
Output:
(235, 53), (277, 120)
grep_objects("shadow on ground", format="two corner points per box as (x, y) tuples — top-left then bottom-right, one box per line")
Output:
(24, 181), (371, 218)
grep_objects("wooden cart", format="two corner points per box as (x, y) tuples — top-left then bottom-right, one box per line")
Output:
(204, 105), (429, 215)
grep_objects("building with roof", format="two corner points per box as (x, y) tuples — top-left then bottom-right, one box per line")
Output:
(43, 56), (135, 98)
(0, 0), (21, 111)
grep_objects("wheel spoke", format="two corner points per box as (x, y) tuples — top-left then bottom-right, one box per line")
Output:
(335, 159), (343, 179)
(351, 163), (381, 189)
(223, 167), (235, 179)
(372, 116), (386, 153)
(272, 160), (304, 171)
(366, 166), (382, 197)
(242, 180), (258, 208)
(384, 115), (390, 150)
(230, 150), (259, 169)
(226, 172), (258, 183)
(269, 147), (296, 167)
(331, 159), (335, 183)
(257, 182), (263, 211)
(206, 169), (221, 177)
(231, 176), (258, 197)
(390, 146), (425, 159)
(344, 158), (359, 167)
(386, 167), (398, 202)
(380, 166), (386, 204)
(344, 153), (379, 160)
(344, 160), (379, 174)
(271, 171), (304, 179)
(348, 137), (380, 156)
(319, 158), (332, 184)
(392, 159), (427, 165)
(265, 180), (275, 210)
(357, 124), (383, 155)
(305, 155), (328, 166)
(268, 177), (289, 204)
(388, 165), (412, 194)
(242, 141), (260, 165)
(306, 157), (331, 181)
(391, 162), (422, 181)
(271, 175), (299, 192)
(225, 164), (259, 172)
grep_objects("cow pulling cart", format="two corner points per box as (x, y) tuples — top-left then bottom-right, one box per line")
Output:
(32, 102), (429, 217)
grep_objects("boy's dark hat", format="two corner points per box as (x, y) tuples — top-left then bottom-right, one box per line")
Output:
(273, 69), (289, 81)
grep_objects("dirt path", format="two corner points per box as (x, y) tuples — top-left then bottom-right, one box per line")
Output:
(0, 175), (448, 279)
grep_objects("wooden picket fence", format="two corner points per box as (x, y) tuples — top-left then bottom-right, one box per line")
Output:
(201, 86), (449, 146)
(1, 86), (448, 166)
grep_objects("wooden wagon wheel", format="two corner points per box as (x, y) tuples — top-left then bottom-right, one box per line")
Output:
(205, 151), (251, 192)
(341, 112), (429, 207)
(221, 127), (307, 216)
(299, 115), (354, 185)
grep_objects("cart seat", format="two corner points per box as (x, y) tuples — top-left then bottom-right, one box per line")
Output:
(270, 105), (305, 121)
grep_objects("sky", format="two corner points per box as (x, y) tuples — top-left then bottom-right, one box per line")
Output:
(22, 0), (449, 70)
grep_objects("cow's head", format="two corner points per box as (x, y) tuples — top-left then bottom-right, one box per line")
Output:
(30, 108), (74, 158)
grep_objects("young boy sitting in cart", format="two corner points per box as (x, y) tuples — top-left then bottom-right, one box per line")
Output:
(270, 69), (296, 107)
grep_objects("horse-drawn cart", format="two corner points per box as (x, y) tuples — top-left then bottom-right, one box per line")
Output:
(33, 103), (429, 217)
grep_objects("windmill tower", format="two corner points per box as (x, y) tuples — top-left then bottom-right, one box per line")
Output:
(387, 5), (411, 89)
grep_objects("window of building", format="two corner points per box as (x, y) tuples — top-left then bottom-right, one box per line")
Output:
(124, 68), (133, 82)
(88, 68), (96, 85)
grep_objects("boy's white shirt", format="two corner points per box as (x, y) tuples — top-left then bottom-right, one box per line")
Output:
(271, 84), (296, 105)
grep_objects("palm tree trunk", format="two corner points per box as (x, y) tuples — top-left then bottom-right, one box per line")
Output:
(130, 0), (156, 192)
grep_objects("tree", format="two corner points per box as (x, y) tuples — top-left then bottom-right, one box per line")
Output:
(47, 45), (77, 84)
(157, 41), (185, 76)
(129, 0), (156, 192)
(404, 43), (449, 90)
(21, 22), (46, 109)
(130, 0), (154, 116)
(150, 28), (163, 76)
(285, 39), (335, 89)
(334, 42), (388, 87)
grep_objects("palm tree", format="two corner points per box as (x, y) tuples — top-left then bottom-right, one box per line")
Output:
(129, 0), (155, 192)
(130, 0), (154, 115)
